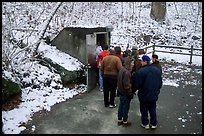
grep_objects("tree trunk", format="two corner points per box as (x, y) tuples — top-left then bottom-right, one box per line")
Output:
(33, 2), (63, 56)
(150, 2), (166, 23)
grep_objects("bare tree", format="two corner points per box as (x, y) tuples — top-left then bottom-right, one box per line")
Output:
(2, 2), (63, 82)
(33, 2), (63, 56)
(150, 2), (166, 23)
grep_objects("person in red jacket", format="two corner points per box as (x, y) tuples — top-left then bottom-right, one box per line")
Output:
(96, 45), (109, 92)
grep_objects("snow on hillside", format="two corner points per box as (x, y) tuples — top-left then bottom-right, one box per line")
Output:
(2, 2), (202, 134)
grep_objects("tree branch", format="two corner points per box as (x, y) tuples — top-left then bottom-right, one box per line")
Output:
(33, 2), (63, 56)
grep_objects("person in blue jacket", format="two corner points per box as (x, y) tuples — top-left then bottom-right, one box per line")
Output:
(132, 55), (162, 129)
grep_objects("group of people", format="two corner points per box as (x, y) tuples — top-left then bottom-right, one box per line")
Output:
(95, 43), (163, 129)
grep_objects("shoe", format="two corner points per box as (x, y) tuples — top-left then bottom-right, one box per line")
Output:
(117, 120), (123, 126)
(140, 123), (150, 129)
(109, 104), (117, 108)
(123, 122), (131, 127)
(150, 124), (157, 129)
(99, 88), (103, 92)
(105, 105), (109, 107)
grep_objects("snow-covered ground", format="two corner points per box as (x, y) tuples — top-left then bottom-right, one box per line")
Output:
(2, 2), (202, 134)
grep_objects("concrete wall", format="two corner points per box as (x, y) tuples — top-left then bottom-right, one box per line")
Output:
(51, 28), (86, 64)
(51, 27), (112, 65)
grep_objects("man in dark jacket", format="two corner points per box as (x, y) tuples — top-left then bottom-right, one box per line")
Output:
(132, 55), (162, 129)
(151, 54), (162, 74)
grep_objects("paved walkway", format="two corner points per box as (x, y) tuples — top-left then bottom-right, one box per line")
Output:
(21, 63), (202, 134)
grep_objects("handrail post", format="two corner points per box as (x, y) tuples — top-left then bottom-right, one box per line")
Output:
(145, 47), (147, 54)
(152, 44), (155, 55)
(189, 45), (193, 65)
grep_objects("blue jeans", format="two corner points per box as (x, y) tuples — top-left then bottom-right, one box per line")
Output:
(98, 68), (103, 90)
(139, 101), (157, 126)
(118, 94), (131, 122)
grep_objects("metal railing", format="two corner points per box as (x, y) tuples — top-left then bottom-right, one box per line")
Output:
(141, 44), (202, 64)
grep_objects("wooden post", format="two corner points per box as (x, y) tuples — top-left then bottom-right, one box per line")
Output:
(189, 45), (193, 64)
(152, 44), (155, 55)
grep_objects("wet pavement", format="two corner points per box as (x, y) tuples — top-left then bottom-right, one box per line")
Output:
(21, 62), (202, 134)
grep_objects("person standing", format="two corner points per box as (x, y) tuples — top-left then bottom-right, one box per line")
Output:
(95, 42), (103, 61)
(121, 49), (131, 66)
(114, 46), (123, 60)
(130, 46), (139, 75)
(95, 42), (103, 85)
(101, 48), (122, 108)
(114, 46), (123, 97)
(131, 48), (146, 74)
(131, 46), (138, 61)
(117, 57), (135, 127)
(96, 45), (109, 92)
(151, 54), (162, 74)
(132, 55), (162, 129)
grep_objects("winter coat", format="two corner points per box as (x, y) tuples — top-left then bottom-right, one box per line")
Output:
(131, 59), (142, 75)
(101, 54), (122, 76)
(131, 50), (138, 61)
(96, 50), (109, 68)
(132, 64), (162, 102)
(117, 67), (133, 98)
(95, 46), (103, 61)
(115, 54), (122, 59)
(151, 61), (162, 74)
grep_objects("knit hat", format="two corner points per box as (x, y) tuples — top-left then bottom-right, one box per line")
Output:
(141, 55), (150, 62)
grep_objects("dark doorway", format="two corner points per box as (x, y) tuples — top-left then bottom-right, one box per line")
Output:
(97, 34), (106, 46)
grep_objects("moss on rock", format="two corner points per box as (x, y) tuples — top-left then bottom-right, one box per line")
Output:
(2, 77), (21, 103)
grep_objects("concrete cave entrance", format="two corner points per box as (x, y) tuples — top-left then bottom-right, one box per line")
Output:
(51, 27), (113, 92)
